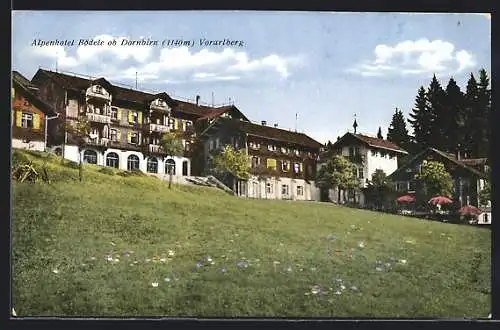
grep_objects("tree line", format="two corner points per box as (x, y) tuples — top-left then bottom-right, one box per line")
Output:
(386, 68), (491, 160)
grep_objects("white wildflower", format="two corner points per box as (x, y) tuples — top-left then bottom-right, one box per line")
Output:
(52, 269), (59, 274)
(151, 282), (159, 287)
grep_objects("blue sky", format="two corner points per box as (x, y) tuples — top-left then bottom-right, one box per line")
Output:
(12, 11), (491, 144)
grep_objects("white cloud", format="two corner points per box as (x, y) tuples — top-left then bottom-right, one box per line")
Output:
(349, 39), (476, 77)
(30, 35), (302, 84)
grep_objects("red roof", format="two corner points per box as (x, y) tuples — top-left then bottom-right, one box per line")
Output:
(352, 133), (407, 153)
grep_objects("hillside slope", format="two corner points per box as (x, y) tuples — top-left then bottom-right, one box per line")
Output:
(11, 150), (491, 318)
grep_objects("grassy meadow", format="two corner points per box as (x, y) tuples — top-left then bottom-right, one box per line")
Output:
(11, 150), (491, 318)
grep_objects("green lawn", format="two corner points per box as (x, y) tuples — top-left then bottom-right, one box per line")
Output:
(11, 150), (491, 318)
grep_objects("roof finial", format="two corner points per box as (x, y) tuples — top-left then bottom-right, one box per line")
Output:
(353, 113), (358, 134)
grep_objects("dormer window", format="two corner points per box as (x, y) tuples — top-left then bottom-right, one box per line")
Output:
(295, 149), (300, 156)
(268, 144), (277, 152)
(281, 147), (288, 154)
(186, 121), (192, 128)
(249, 142), (260, 149)
(93, 85), (103, 94)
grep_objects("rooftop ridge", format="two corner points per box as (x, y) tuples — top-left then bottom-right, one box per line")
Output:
(38, 67), (232, 108)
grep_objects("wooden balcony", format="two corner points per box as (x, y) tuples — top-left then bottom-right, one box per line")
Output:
(146, 123), (170, 134)
(85, 137), (110, 147)
(87, 112), (111, 124)
(149, 144), (163, 153)
(86, 90), (111, 101)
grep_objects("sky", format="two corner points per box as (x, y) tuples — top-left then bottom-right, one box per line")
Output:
(12, 11), (491, 144)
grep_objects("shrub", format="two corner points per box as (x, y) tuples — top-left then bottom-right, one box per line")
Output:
(99, 167), (116, 176)
(65, 161), (80, 169)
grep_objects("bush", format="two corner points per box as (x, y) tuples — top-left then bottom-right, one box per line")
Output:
(12, 150), (30, 167)
(99, 167), (116, 176)
(65, 161), (80, 169)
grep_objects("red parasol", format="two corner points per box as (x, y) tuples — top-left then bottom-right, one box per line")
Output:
(428, 196), (453, 205)
(396, 195), (416, 203)
(459, 205), (482, 215)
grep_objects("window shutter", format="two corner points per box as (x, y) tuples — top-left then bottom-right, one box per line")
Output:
(138, 132), (142, 145)
(16, 111), (22, 127)
(11, 88), (15, 99)
(117, 109), (122, 120)
(299, 163), (303, 172)
(117, 129), (121, 142)
(174, 118), (179, 130)
(33, 113), (40, 129)
(128, 111), (133, 123)
(138, 112), (143, 124)
(127, 131), (131, 143)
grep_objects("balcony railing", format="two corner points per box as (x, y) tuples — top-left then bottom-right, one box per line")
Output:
(147, 123), (170, 134)
(86, 90), (111, 101)
(85, 137), (110, 146)
(87, 112), (112, 124)
(149, 144), (163, 153)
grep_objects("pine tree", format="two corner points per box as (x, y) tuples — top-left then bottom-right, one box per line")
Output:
(377, 127), (383, 139)
(476, 69), (491, 159)
(443, 77), (465, 153)
(426, 74), (446, 150)
(408, 86), (432, 151)
(387, 108), (410, 152)
(463, 73), (479, 157)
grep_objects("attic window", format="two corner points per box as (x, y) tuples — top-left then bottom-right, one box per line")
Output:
(93, 85), (103, 94)
(295, 149), (300, 156)
(268, 144), (277, 152)
(281, 147), (288, 154)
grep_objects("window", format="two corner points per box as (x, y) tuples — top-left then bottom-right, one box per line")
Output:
(295, 149), (300, 156)
(358, 168), (364, 179)
(281, 160), (290, 172)
(251, 156), (260, 168)
(130, 132), (139, 144)
(371, 150), (377, 156)
(168, 118), (175, 129)
(165, 159), (176, 175)
(380, 151), (387, 158)
(281, 184), (289, 195)
(294, 162), (302, 174)
(111, 107), (118, 120)
(106, 152), (119, 168)
(83, 150), (98, 164)
(131, 112), (139, 124)
(21, 113), (33, 128)
(297, 186), (304, 196)
(209, 139), (215, 151)
(185, 141), (191, 152)
(484, 213), (489, 223)
(281, 147), (288, 154)
(94, 85), (103, 94)
(266, 182), (273, 194)
(266, 158), (277, 170)
(249, 142), (260, 149)
(268, 144), (277, 152)
(389, 153), (394, 160)
(147, 157), (158, 173)
(182, 160), (189, 176)
(127, 155), (140, 171)
(110, 129), (118, 142)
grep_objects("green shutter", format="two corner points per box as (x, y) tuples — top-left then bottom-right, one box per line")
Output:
(16, 111), (22, 127)
(138, 112), (143, 124)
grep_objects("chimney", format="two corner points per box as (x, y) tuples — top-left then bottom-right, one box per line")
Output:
(261, 120), (267, 126)
(196, 95), (200, 106)
(274, 123), (278, 128)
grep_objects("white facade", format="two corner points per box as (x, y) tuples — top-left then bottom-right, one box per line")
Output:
(12, 138), (45, 152)
(245, 176), (319, 201)
(56, 144), (191, 177)
(477, 211), (492, 225)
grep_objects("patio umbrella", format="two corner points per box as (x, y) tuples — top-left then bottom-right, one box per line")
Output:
(428, 196), (453, 205)
(396, 195), (415, 203)
(459, 205), (482, 215)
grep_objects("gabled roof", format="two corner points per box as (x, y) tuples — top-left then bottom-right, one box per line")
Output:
(12, 71), (57, 116)
(197, 105), (250, 121)
(202, 117), (323, 149)
(31, 69), (221, 117)
(342, 133), (407, 154)
(389, 147), (487, 179)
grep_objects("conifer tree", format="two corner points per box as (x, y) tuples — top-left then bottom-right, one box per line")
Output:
(476, 68), (491, 159)
(443, 77), (465, 153)
(426, 74), (446, 150)
(377, 127), (383, 139)
(387, 108), (410, 152)
(463, 73), (479, 157)
(408, 86), (432, 151)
